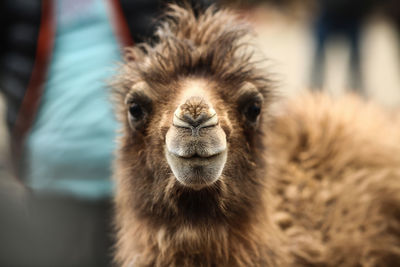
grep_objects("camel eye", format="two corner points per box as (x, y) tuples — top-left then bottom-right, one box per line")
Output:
(237, 84), (263, 124)
(245, 102), (261, 122)
(129, 103), (144, 120)
(125, 94), (152, 130)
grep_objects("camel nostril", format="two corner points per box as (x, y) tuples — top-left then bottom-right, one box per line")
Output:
(173, 96), (219, 129)
(182, 113), (208, 127)
(173, 105), (218, 130)
(173, 112), (218, 130)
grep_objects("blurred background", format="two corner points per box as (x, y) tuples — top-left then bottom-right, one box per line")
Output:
(0, 0), (399, 266)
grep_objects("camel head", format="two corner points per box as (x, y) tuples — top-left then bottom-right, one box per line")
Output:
(112, 5), (272, 224)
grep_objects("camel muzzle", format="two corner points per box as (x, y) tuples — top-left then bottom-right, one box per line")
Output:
(165, 97), (228, 189)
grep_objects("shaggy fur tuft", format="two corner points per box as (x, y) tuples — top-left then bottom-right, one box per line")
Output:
(112, 4), (273, 113)
(112, 4), (400, 267)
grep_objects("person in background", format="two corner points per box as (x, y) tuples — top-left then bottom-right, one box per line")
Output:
(0, 0), (213, 266)
(310, 0), (376, 94)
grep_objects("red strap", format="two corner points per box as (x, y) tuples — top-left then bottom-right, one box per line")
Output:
(107, 0), (134, 49)
(12, 0), (55, 178)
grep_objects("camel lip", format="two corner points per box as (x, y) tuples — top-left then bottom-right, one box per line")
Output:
(165, 147), (228, 189)
(167, 150), (225, 161)
(180, 152), (220, 159)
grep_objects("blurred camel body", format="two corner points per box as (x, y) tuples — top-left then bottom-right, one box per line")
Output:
(269, 94), (400, 266)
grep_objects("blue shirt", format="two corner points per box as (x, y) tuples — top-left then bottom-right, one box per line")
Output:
(26, 0), (121, 199)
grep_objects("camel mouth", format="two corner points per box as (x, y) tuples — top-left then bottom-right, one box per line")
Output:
(165, 148), (228, 189)
(165, 124), (228, 190)
(173, 151), (223, 160)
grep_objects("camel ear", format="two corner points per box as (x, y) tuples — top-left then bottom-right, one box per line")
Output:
(124, 47), (136, 62)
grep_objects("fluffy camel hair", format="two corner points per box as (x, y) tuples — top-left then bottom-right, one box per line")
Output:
(111, 4), (400, 267)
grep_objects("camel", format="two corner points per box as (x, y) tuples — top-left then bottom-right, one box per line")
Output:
(111, 4), (400, 266)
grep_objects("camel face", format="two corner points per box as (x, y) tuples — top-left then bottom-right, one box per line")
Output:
(120, 70), (266, 195)
(165, 80), (228, 189)
(113, 4), (272, 226)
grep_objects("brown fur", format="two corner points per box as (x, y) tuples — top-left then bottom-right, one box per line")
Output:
(111, 4), (400, 267)
(269, 94), (400, 266)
